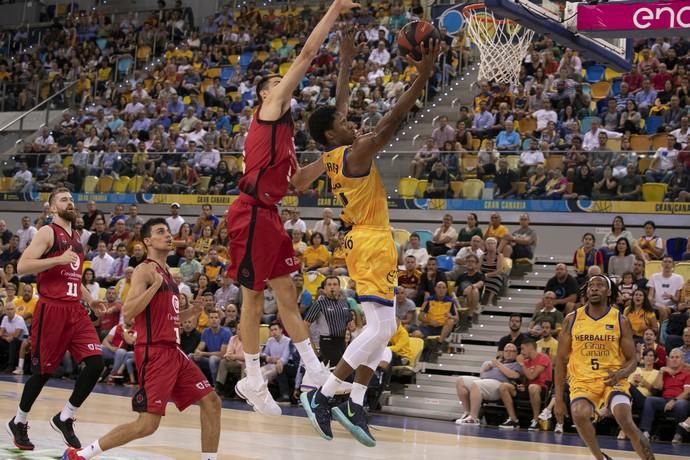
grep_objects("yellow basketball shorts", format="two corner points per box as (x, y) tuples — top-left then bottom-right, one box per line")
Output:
(344, 226), (397, 306)
(569, 378), (631, 410)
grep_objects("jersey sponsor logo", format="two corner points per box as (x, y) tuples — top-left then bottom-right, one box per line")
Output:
(70, 258), (80, 271)
(172, 295), (180, 314)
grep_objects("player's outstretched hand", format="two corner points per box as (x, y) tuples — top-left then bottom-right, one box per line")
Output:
(340, 28), (356, 59)
(404, 39), (442, 79)
(58, 246), (79, 266)
(336, 0), (361, 13)
(90, 299), (106, 315)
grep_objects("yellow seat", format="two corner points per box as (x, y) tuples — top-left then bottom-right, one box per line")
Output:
(96, 176), (114, 193)
(399, 177), (418, 198)
(462, 179), (484, 199)
(518, 117), (536, 135)
(204, 67), (221, 78)
(462, 155), (479, 177)
(637, 157), (653, 174)
(270, 38), (283, 50)
(416, 180), (428, 197)
(136, 45), (152, 62)
(450, 180), (463, 198)
(259, 324), (270, 345)
(98, 287), (106, 300)
(650, 133), (668, 150)
(471, 138), (481, 151)
(641, 182), (667, 202)
(127, 175), (144, 193)
(198, 176), (211, 192)
(591, 81), (611, 100)
(675, 262), (690, 282)
(645, 260), (662, 279)
(82, 260), (92, 272)
(279, 62), (292, 76)
(516, 181), (527, 195)
(506, 155), (520, 171)
(392, 228), (411, 246)
(63, 156), (73, 167)
(303, 271), (326, 297)
(606, 138), (621, 152)
(447, 280), (456, 294)
(0, 177), (14, 192)
(605, 67), (622, 81)
(228, 55), (240, 65)
(112, 176), (130, 193)
(83, 176), (99, 193)
(630, 134), (651, 152)
(287, 37), (300, 47)
(545, 154), (564, 171)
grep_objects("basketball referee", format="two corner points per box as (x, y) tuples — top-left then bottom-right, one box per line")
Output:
(304, 276), (352, 367)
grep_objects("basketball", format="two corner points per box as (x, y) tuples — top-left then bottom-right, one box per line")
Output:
(396, 20), (441, 61)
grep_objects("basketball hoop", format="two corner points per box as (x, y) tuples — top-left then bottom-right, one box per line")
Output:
(462, 2), (534, 86)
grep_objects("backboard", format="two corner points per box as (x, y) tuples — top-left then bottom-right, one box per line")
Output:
(483, 0), (633, 71)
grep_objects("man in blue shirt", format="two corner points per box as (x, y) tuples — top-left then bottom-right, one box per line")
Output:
(471, 100), (495, 139)
(192, 311), (231, 386)
(167, 95), (186, 120)
(634, 78), (657, 116)
(262, 322), (294, 402)
(495, 122), (521, 152)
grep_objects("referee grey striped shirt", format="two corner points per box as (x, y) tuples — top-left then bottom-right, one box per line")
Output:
(304, 296), (351, 338)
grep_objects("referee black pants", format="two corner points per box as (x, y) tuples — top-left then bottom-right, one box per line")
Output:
(319, 336), (346, 368)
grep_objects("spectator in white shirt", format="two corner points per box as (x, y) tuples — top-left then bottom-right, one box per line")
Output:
(647, 256), (685, 321)
(312, 208), (339, 244)
(384, 72), (405, 101)
(427, 214), (459, 256)
(369, 41), (391, 67)
(519, 138), (546, 177)
(0, 303), (28, 370)
(583, 118), (623, 151)
(12, 162), (33, 193)
(194, 144), (221, 175)
(367, 62), (385, 85)
(185, 122), (208, 145)
(531, 100), (558, 132)
(411, 137), (440, 178)
(123, 95), (145, 115)
(33, 127), (55, 152)
(432, 115), (456, 149)
(166, 203), (185, 235)
(404, 233), (430, 268)
(16, 216), (37, 252)
(645, 134), (679, 182)
(284, 209), (307, 234)
(670, 116), (689, 148)
(92, 241), (115, 284)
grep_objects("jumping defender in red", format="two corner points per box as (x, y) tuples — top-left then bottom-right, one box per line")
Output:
(6, 187), (106, 451)
(227, 0), (359, 415)
(62, 218), (221, 460)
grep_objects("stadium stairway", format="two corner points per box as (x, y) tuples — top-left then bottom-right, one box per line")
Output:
(377, 68), (479, 194)
(380, 255), (573, 421)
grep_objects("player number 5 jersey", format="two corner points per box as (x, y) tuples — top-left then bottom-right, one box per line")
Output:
(568, 306), (624, 383)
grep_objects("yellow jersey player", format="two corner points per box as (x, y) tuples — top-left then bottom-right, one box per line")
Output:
(555, 275), (654, 460)
(300, 30), (439, 447)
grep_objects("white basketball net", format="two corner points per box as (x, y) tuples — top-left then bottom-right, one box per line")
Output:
(463, 4), (534, 86)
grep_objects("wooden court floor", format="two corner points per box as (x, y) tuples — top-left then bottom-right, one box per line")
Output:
(0, 381), (688, 459)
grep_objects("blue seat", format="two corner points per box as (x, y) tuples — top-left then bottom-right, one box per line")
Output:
(436, 255), (454, 272)
(585, 64), (606, 83)
(580, 116), (599, 134)
(96, 38), (108, 50)
(239, 51), (254, 67)
(220, 66), (235, 81)
(645, 116), (664, 134)
(596, 99), (608, 115)
(666, 237), (688, 261)
(611, 78), (622, 96)
(117, 57), (133, 76)
(413, 230), (434, 248)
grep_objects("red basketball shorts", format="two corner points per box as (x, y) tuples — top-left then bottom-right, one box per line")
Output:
(227, 194), (299, 290)
(31, 299), (102, 375)
(132, 346), (213, 416)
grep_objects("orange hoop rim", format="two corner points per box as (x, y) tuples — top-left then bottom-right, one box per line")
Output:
(462, 2), (515, 25)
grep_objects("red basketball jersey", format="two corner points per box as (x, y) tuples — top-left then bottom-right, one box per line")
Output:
(238, 108), (298, 206)
(37, 223), (84, 303)
(133, 260), (180, 348)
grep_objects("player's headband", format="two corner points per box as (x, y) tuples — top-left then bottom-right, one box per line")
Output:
(588, 274), (612, 290)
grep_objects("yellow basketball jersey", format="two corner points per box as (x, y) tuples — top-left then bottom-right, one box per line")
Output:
(568, 306), (625, 383)
(323, 145), (389, 229)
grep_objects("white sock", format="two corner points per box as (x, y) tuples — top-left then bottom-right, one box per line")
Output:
(320, 373), (343, 399)
(244, 352), (263, 386)
(350, 383), (367, 406)
(15, 408), (28, 424)
(294, 339), (321, 374)
(77, 441), (102, 459)
(201, 454), (217, 460)
(60, 402), (78, 422)
(17, 358), (24, 369)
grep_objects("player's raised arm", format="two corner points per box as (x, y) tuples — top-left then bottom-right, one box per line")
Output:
(335, 28), (356, 116)
(348, 40), (440, 176)
(554, 312), (574, 421)
(17, 225), (74, 275)
(122, 263), (163, 322)
(260, 0), (360, 121)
